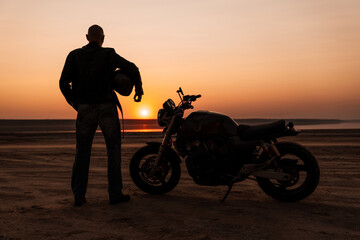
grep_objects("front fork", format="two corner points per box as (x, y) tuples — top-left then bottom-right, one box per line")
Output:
(150, 115), (177, 176)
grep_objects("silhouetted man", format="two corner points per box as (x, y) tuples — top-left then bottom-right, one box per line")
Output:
(59, 25), (143, 207)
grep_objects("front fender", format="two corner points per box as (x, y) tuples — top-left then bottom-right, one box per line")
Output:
(146, 142), (161, 148)
(144, 142), (181, 163)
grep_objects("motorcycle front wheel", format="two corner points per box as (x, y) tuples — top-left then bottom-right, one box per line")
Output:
(256, 142), (320, 202)
(130, 144), (181, 194)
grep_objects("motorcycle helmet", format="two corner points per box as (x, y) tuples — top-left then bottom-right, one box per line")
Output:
(113, 70), (134, 96)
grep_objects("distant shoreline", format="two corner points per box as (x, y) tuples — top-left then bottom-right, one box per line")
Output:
(0, 119), (359, 133)
(234, 118), (360, 125)
(1, 118), (359, 122)
(1, 118), (359, 125)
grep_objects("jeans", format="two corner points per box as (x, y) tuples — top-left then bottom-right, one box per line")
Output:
(71, 102), (123, 200)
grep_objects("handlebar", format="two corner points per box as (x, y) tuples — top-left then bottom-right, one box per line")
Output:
(183, 94), (201, 102)
(179, 94), (201, 110)
(175, 88), (201, 111)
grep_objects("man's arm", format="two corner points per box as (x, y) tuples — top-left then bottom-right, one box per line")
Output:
(110, 49), (143, 102)
(59, 52), (78, 110)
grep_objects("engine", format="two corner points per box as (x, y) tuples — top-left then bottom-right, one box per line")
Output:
(184, 137), (240, 186)
(174, 110), (242, 186)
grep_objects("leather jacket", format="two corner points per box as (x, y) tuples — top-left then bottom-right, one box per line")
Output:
(59, 41), (142, 109)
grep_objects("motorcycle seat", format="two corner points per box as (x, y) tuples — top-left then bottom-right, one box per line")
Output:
(237, 120), (286, 141)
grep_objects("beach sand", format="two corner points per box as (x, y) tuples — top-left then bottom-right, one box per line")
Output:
(0, 130), (359, 240)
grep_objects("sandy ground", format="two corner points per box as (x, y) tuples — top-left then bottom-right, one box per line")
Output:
(0, 130), (359, 240)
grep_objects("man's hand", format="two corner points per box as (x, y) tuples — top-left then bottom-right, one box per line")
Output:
(134, 87), (143, 102)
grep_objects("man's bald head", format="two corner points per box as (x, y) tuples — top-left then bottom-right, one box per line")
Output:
(86, 25), (104, 46)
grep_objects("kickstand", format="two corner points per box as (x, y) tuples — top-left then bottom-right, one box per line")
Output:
(221, 183), (233, 202)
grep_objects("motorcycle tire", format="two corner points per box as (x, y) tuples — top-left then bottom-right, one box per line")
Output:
(256, 142), (320, 202)
(130, 144), (181, 194)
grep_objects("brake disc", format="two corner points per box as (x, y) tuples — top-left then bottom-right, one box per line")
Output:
(140, 156), (170, 185)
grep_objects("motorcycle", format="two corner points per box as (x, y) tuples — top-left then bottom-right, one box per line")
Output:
(130, 88), (320, 202)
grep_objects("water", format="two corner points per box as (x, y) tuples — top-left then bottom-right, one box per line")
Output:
(296, 122), (360, 130)
(0, 119), (359, 134)
(234, 119), (360, 130)
(0, 119), (161, 133)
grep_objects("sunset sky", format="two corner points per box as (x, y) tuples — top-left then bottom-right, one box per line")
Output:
(0, 0), (359, 119)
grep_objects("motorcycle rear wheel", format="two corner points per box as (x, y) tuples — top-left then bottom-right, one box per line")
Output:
(256, 142), (320, 202)
(130, 145), (181, 194)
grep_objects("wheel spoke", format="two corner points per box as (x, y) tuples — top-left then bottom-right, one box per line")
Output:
(161, 178), (166, 186)
(277, 184), (286, 191)
(296, 165), (307, 171)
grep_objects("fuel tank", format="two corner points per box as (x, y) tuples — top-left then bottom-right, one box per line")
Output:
(179, 111), (238, 138)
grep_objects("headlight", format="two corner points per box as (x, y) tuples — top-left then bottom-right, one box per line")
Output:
(158, 99), (176, 127)
(163, 99), (175, 112)
(157, 109), (167, 127)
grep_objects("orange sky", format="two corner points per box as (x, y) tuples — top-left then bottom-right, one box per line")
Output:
(0, 0), (359, 119)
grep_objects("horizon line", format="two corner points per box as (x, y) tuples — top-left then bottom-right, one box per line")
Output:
(1, 118), (360, 121)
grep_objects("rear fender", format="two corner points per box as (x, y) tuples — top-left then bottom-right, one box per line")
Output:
(276, 122), (300, 138)
(279, 123), (301, 137)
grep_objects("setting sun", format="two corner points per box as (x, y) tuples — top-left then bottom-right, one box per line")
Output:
(139, 107), (151, 118)
(0, 1), (360, 120)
